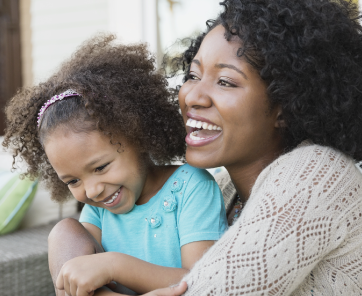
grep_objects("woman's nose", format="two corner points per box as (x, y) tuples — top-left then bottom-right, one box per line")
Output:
(183, 79), (213, 109)
(85, 182), (104, 201)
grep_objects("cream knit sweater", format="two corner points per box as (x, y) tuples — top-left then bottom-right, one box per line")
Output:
(182, 142), (362, 295)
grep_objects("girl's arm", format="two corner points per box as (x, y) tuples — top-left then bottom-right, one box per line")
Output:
(56, 239), (214, 295)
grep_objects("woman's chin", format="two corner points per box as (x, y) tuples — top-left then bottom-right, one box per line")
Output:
(185, 149), (222, 169)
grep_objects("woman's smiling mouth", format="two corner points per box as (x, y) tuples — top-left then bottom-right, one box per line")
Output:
(101, 187), (123, 207)
(185, 118), (223, 146)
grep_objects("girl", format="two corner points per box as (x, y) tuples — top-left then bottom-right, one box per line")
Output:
(2, 35), (228, 296)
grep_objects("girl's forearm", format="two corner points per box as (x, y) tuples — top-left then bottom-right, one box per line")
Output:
(104, 252), (189, 294)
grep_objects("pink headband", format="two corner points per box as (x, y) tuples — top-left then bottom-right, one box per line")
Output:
(37, 89), (80, 127)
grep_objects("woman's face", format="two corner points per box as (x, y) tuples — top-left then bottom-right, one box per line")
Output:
(179, 25), (283, 170)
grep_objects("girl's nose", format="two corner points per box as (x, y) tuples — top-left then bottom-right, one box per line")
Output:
(85, 182), (104, 201)
(184, 79), (213, 109)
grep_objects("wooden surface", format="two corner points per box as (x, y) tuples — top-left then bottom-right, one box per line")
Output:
(0, 0), (22, 136)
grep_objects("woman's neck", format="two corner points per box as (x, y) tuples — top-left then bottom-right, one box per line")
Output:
(226, 147), (283, 203)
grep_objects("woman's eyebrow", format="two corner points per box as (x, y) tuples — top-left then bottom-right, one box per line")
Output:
(215, 63), (248, 79)
(191, 59), (201, 66)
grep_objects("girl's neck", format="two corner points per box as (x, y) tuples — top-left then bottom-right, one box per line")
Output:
(136, 165), (179, 205)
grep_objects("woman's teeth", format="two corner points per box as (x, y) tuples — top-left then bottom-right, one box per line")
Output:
(103, 188), (121, 205)
(190, 131), (204, 140)
(186, 119), (222, 131)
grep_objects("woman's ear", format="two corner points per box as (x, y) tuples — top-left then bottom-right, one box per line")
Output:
(274, 106), (286, 128)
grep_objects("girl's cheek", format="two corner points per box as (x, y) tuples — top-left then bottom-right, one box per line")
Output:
(70, 189), (85, 203)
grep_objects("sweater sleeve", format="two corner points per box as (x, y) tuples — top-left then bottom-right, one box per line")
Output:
(181, 144), (362, 295)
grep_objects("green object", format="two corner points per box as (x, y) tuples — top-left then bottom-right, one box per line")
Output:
(0, 171), (38, 235)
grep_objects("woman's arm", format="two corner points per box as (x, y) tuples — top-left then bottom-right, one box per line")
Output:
(93, 282), (188, 296)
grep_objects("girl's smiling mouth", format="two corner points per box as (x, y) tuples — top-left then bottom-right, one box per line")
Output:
(101, 187), (123, 207)
(185, 118), (223, 146)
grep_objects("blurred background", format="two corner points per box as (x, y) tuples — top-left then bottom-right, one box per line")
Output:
(0, 2), (360, 295)
(0, 0), (223, 230)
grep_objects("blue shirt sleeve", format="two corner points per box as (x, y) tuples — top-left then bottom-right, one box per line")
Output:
(79, 204), (102, 230)
(178, 170), (228, 247)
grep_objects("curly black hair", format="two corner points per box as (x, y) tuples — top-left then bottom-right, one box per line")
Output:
(170, 0), (362, 161)
(3, 34), (186, 202)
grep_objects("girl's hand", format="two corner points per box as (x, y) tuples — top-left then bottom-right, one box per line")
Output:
(142, 282), (188, 296)
(56, 253), (114, 296)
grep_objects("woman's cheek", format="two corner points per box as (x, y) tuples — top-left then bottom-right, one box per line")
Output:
(178, 83), (190, 112)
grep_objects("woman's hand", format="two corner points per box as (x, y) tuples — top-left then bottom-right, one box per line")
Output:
(56, 253), (114, 296)
(142, 282), (187, 296)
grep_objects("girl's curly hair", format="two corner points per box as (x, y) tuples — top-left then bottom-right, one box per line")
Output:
(3, 34), (186, 202)
(170, 0), (362, 160)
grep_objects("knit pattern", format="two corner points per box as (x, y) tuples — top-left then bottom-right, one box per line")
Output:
(183, 143), (362, 295)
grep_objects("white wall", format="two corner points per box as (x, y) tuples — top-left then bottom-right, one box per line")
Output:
(30, 0), (158, 83)
(31, 0), (109, 83)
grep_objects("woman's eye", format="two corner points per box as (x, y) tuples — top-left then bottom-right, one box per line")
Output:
(66, 179), (79, 186)
(95, 163), (109, 172)
(219, 79), (235, 87)
(187, 73), (200, 81)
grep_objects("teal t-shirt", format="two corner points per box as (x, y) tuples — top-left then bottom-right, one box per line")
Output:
(79, 164), (228, 268)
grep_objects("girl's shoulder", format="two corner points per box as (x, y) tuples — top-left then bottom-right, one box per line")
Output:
(176, 163), (216, 183)
(163, 164), (218, 195)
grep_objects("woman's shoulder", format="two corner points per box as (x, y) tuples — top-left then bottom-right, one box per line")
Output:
(283, 140), (358, 165)
(251, 141), (362, 217)
(259, 140), (362, 184)
(215, 141), (362, 192)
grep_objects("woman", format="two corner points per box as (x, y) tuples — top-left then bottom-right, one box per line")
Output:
(151, 0), (362, 295)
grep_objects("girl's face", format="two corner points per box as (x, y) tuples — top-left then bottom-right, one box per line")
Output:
(45, 128), (147, 214)
(178, 25), (283, 170)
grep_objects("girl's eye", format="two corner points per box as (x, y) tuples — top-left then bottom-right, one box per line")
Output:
(219, 79), (236, 87)
(95, 163), (109, 172)
(66, 179), (79, 186)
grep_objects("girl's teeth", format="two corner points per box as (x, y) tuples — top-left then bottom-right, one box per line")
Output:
(104, 197), (115, 205)
(202, 122), (208, 129)
(103, 189), (120, 205)
(195, 121), (203, 128)
(190, 120), (197, 127)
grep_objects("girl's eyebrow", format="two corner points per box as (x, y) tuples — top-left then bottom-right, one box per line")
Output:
(59, 174), (74, 181)
(59, 155), (109, 181)
(85, 154), (109, 168)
